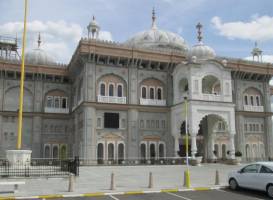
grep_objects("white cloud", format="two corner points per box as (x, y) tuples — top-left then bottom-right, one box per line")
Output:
(244, 55), (273, 63)
(0, 20), (113, 63)
(211, 16), (273, 41)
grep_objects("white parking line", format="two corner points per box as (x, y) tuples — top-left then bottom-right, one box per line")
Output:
(217, 189), (265, 200)
(109, 194), (120, 200)
(166, 192), (193, 200)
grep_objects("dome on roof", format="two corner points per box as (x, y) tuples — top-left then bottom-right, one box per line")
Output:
(25, 48), (56, 66)
(189, 42), (216, 60)
(25, 33), (56, 66)
(124, 9), (188, 52)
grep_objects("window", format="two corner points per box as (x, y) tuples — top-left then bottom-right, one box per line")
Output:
(244, 95), (248, 105)
(242, 164), (259, 173)
(109, 84), (114, 96)
(61, 98), (67, 108)
(141, 87), (147, 99)
(47, 96), (53, 107)
(54, 96), (60, 108)
(159, 143), (164, 158)
(162, 120), (166, 129)
(261, 124), (264, 132)
(108, 143), (114, 160)
(117, 85), (123, 97)
(157, 88), (162, 100)
(250, 96), (254, 106)
(53, 145), (59, 158)
(147, 120), (150, 128)
(104, 113), (119, 128)
(249, 124), (253, 132)
(256, 96), (260, 106)
(260, 166), (273, 173)
(255, 124), (259, 132)
(140, 120), (144, 129)
(150, 88), (155, 99)
(156, 120), (159, 128)
(100, 83), (106, 96)
(244, 124), (247, 131)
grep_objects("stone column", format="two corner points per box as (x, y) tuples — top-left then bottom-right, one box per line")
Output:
(85, 63), (96, 102)
(0, 115), (3, 157)
(127, 109), (139, 158)
(208, 133), (216, 160)
(83, 106), (97, 161)
(191, 134), (197, 158)
(228, 133), (235, 159)
(174, 136), (179, 157)
(0, 79), (4, 111)
(31, 116), (42, 158)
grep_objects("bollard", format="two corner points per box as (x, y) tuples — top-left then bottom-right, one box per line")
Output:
(215, 170), (220, 185)
(183, 169), (191, 188)
(148, 172), (153, 188)
(68, 173), (75, 192)
(110, 172), (115, 190)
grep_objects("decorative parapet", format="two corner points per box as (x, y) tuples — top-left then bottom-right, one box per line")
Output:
(140, 98), (166, 106)
(243, 105), (264, 112)
(97, 95), (126, 104)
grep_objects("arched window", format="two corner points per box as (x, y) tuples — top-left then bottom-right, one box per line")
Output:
(159, 143), (164, 158)
(250, 96), (254, 106)
(117, 85), (123, 97)
(54, 97), (60, 108)
(141, 87), (147, 99)
(60, 145), (67, 159)
(100, 83), (106, 96)
(150, 88), (155, 99)
(108, 143), (114, 161)
(44, 145), (50, 158)
(109, 84), (114, 96)
(150, 143), (156, 159)
(97, 143), (104, 164)
(157, 88), (162, 100)
(47, 96), (53, 107)
(53, 145), (59, 159)
(244, 95), (248, 105)
(140, 143), (146, 160)
(256, 96), (260, 106)
(118, 143), (124, 162)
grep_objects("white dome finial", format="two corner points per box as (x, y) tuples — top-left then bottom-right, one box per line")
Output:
(87, 15), (100, 39)
(151, 7), (157, 29)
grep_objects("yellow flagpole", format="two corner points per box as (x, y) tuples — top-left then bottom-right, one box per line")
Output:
(17, 0), (28, 150)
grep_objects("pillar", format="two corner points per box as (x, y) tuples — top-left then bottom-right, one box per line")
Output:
(228, 133), (235, 159)
(31, 116), (42, 158)
(191, 134), (197, 158)
(127, 109), (139, 158)
(83, 106), (97, 160)
(174, 136), (179, 157)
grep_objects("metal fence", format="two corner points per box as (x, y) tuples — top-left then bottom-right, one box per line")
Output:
(0, 157), (79, 178)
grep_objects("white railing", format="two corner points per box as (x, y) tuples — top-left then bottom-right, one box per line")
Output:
(97, 95), (126, 104)
(243, 105), (264, 112)
(140, 98), (166, 106)
(202, 94), (222, 102)
(44, 107), (69, 114)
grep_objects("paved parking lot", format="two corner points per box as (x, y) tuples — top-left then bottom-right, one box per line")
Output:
(50, 189), (271, 200)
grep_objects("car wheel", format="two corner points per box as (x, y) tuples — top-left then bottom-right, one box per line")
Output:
(229, 178), (238, 190)
(267, 184), (273, 198)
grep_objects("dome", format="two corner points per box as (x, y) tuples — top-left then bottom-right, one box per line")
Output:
(25, 33), (56, 66)
(124, 9), (188, 52)
(25, 48), (56, 66)
(189, 42), (216, 60)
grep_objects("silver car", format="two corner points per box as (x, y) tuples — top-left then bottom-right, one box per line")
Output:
(228, 162), (273, 197)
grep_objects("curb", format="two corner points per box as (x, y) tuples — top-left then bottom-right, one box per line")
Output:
(0, 186), (228, 199)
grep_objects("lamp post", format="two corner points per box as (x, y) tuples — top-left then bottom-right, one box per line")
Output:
(184, 96), (191, 188)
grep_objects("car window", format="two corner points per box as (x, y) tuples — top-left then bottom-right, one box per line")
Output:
(241, 164), (259, 173)
(260, 166), (273, 173)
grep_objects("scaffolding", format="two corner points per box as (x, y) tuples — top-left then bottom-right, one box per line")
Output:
(0, 35), (20, 60)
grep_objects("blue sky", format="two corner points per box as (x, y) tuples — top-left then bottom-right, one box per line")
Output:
(0, 0), (273, 64)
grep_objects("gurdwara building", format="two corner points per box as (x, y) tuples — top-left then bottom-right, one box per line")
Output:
(0, 11), (272, 163)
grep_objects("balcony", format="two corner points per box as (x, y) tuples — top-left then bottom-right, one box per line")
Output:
(140, 98), (166, 106)
(97, 95), (126, 104)
(243, 105), (264, 112)
(45, 107), (69, 114)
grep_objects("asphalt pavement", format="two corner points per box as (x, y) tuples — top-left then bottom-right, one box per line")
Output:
(50, 189), (271, 200)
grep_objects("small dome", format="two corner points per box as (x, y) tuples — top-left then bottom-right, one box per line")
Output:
(189, 42), (216, 60)
(124, 9), (188, 52)
(25, 33), (56, 66)
(25, 48), (56, 66)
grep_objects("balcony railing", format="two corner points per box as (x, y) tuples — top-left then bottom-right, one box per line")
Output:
(45, 107), (69, 114)
(202, 94), (221, 101)
(97, 95), (126, 104)
(243, 105), (264, 112)
(140, 98), (166, 106)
